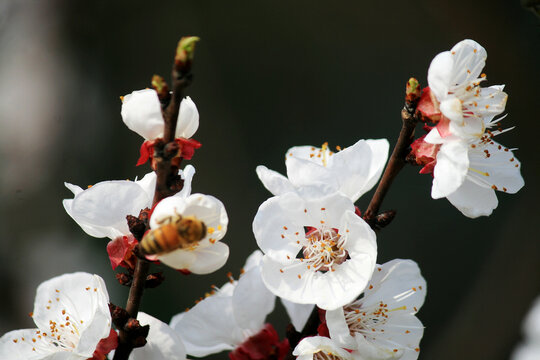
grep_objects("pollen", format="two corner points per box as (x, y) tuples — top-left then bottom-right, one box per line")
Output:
(369, 285), (373, 289)
(297, 274), (301, 279)
(207, 227), (215, 234)
(405, 330), (410, 334)
(280, 269), (284, 273)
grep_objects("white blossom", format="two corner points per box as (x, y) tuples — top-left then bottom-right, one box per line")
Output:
(253, 190), (377, 310)
(63, 165), (194, 239)
(0, 272), (111, 360)
(419, 39), (524, 217)
(257, 139), (389, 202)
(121, 89), (199, 140)
(147, 191), (229, 274)
(169, 251), (275, 357)
(326, 259), (426, 360)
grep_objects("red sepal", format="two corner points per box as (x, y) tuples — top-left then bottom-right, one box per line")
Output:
(107, 235), (138, 270)
(137, 140), (156, 166)
(409, 135), (440, 175)
(176, 138), (202, 160)
(229, 323), (290, 360)
(90, 329), (118, 360)
(436, 116), (452, 138)
(416, 87), (441, 123)
(177, 269), (192, 275)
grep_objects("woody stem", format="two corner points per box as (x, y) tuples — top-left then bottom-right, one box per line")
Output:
(363, 84), (419, 226)
(113, 47), (194, 360)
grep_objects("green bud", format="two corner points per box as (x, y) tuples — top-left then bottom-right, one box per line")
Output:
(151, 74), (169, 99)
(175, 36), (200, 68)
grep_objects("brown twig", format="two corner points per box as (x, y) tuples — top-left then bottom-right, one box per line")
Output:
(363, 78), (420, 226)
(113, 37), (197, 360)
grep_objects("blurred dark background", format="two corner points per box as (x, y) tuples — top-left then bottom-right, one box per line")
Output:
(0, 1), (538, 359)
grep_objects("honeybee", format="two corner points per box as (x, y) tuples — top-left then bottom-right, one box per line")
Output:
(140, 213), (207, 255)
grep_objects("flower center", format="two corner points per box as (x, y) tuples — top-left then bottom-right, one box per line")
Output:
(302, 227), (347, 272)
(344, 300), (408, 336)
(344, 301), (390, 335)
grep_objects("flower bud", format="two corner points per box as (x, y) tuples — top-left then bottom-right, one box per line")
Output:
(151, 74), (170, 102)
(405, 77), (421, 105)
(175, 36), (200, 69)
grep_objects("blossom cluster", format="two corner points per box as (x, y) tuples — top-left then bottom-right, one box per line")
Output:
(411, 39), (524, 217)
(0, 38), (526, 360)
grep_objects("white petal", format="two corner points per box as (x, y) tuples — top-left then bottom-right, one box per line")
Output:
(328, 139), (389, 202)
(512, 343), (540, 360)
(309, 255), (374, 310)
(32, 273), (111, 358)
(439, 97), (463, 124)
(326, 308), (357, 349)
(448, 116), (485, 140)
(523, 297), (540, 341)
(431, 141), (469, 198)
(260, 256), (317, 306)
(69, 181), (151, 238)
(159, 242), (229, 274)
(233, 257), (275, 331)
(448, 39), (487, 84)
(170, 294), (243, 357)
(473, 86), (508, 124)
(354, 315), (423, 359)
(255, 165), (295, 196)
(424, 127), (460, 144)
(427, 51), (454, 101)
(121, 89), (164, 140)
(0, 329), (58, 360)
(467, 141), (524, 194)
(364, 260), (426, 314)
(175, 97), (199, 139)
(253, 193), (308, 261)
(135, 172), (157, 200)
(175, 165), (196, 199)
(361, 139), (390, 197)
(286, 157), (339, 191)
(242, 250), (264, 273)
(280, 299), (314, 332)
(64, 182), (84, 196)
(446, 179), (498, 218)
(130, 312), (186, 360)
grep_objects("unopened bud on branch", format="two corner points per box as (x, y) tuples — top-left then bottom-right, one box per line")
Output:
(405, 78), (421, 105)
(175, 36), (200, 70)
(151, 74), (170, 102)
